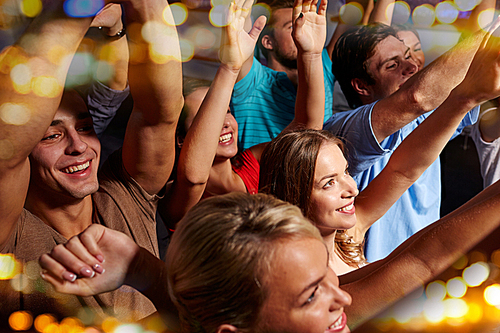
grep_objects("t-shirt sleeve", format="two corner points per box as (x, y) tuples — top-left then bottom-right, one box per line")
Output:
(87, 81), (130, 138)
(231, 57), (262, 103)
(323, 101), (399, 175)
(450, 105), (480, 140)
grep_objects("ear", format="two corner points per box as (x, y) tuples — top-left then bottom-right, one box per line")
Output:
(351, 78), (371, 97)
(261, 34), (274, 51)
(216, 324), (239, 333)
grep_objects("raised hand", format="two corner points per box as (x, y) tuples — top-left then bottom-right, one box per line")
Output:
(292, 0), (327, 54)
(458, 23), (500, 105)
(90, 3), (124, 36)
(219, 0), (267, 71)
(39, 225), (139, 296)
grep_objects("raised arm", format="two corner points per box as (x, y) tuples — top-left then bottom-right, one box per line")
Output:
(120, 0), (183, 195)
(285, 0), (327, 131)
(342, 177), (500, 328)
(86, 4), (130, 138)
(351, 28), (500, 240)
(158, 0), (266, 227)
(0, 2), (94, 248)
(371, 17), (500, 142)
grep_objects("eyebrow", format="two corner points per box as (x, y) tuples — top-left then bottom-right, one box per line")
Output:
(281, 20), (292, 28)
(318, 173), (338, 184)
(49, 112), (91, 127)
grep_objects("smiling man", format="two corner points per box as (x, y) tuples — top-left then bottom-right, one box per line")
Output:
(0, 0), (182, 325)
(324, 23), (491, 262)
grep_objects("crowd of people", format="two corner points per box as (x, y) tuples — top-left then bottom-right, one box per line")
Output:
(2, 0), (500, 331)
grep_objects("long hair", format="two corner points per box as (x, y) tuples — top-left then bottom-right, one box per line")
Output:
(166, 192), (322, 333)
(259, 129), (366, 268)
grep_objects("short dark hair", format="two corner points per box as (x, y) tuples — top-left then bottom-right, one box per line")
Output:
(332, 23), (397, 109)
(256, 0), (295, 60)
(392, 23), (421, 42)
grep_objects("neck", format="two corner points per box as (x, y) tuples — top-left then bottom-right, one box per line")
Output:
(205, 158), (235, 194)
(322, 230), (357, 276)
(25, 191), (94, 239)
(267, 57), (298, 87)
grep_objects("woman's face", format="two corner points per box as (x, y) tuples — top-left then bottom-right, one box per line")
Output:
(397, 30), (425, 71)
(256, 237), (352, 333)
(184, 87), (239, 160)
(308, 143), (359, 234)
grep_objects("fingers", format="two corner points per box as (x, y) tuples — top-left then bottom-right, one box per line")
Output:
(248, 15), (267, 41)
(317, 0), (327, 16)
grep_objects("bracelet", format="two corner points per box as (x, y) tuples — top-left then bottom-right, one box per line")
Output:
(98, 26), (126, 41)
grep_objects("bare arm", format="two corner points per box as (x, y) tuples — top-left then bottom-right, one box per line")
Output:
(158, 0), (266, 227)
(352, 30), (500, 239)
(0, 2), (93, 248)
(371, 19), (499, 142)
(121, 0), (184, 195)
(285, 0), (327, 131)
(342, 178), (500, 328)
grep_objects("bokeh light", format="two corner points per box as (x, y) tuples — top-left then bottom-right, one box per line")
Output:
(9, 311), (33, 331)
(444, 298), (468, 318)
(194, 28), (217, 49)
(11, 273), (30, 292)
(20, 0), (42, 18)
(63, 0), (104, 18)
(492, 249), (500, 267)
(412, 4), (436, 28)
(95, 61), (114, 83)
(102, 317), (120, 333)
(165, 3), (188, 26)
(426, 281), (447, 300)
(60, 317), (84, 332)
(435, 1), (458, 25)
(446, 277), (467, 298)
(477, 9), (496, 31)
(0, 103), (31, 126)
(484, 284), (500, 306)
(180, 39), (195, 62)
(463, 262), (490, 287)
(251, 3), (271, 22)
(392, 1), (411, 25)
(211, 0), (231, 7)
(32, 76), (62, 98)
(452, 255), (468, 270)
(0, 139), (15, 160)
(423, 299), (445, 323)
(114, 323), (143, 333)
(209, 5), (230, 27)
(465, 302), (483, 323)
(0, 253), (21, 279)
(339, 2), (364, 26)
(454, 0), (480, 11)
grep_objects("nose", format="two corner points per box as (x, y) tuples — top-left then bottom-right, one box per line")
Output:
(65, 129), (88, 155)
(341, 174), (359, 199)
(403, 57), (418, 77)
(327, 269), (352, 311)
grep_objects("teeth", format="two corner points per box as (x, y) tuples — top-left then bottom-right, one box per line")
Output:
(329, 315), (343, 329)
(63, 161), (90, 174)
(337, 203), (354, 212)
(219, 133), (232, 143)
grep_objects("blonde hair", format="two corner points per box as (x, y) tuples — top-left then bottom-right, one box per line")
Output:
(166, 192), (322, 333)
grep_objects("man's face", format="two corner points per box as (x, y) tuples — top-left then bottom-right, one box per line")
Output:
(29, 91), (100, 200)
(364, 35), (418, 101)
(269, 8), (297, 69)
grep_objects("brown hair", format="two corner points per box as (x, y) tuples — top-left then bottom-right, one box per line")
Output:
(166, 192), (322, 333)
(259, 129), (366, 267)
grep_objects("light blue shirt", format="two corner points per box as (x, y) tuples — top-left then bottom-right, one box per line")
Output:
(323, 102), (479, 262)
(231, 49), (335, 150)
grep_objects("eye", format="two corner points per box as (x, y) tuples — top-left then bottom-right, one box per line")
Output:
(414, 48), (422, 52)
(305, 286), (319, 305)
(344, 168), (350, 176)
(323, 179), (335, 188)
(41, 133), (61, 141)
(77, 124), (94, 133)
(386, 61), (397, 69)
